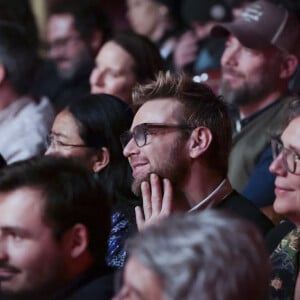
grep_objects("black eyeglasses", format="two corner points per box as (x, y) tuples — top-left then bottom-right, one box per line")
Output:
(45, 134), (89, 150)
(271, 137), (300, 174)
(120, 123), (194, 148)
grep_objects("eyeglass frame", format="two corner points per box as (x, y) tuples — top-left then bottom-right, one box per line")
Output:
(271, 136), (300, 174)
(120, 123), (194, 148)
(45, 134), (90, 150)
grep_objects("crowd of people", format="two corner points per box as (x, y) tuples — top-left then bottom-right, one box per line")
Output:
(0, 0), (299, 299)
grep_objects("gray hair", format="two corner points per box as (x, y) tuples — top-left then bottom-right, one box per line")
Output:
(126, 210), (270, 300)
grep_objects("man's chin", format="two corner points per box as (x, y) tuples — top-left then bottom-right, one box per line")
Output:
(131, 174), (151, 196)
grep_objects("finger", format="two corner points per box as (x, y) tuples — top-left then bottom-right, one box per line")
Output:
(161, 178), (173, 215)
(141, 181), (152, 220)
(135, 206), (145, 231)
(150, 173), (163, 214)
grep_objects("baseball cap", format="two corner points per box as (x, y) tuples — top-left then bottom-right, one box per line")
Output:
(211, 0), (300, 59)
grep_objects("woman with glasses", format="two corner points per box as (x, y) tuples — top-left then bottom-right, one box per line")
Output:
(45, 93), (139, 269)
(267, 98), (300, 299)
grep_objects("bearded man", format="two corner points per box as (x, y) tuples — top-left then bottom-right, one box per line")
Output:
(121, 71), (273, 235)
(211, 0), (300, 222)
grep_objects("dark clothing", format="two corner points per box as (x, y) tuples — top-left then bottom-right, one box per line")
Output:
(52, 266), (114, 300)
(265, 220), (296, 254)
(107, 200), (138, 269)
(241, 145), (275, 207)
(217, 191), (274, 236)
(0, 266), (114, 300)
(193, 37), (226, 74)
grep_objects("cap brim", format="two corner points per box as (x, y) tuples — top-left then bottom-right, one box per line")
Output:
(211, 21), (271, 49)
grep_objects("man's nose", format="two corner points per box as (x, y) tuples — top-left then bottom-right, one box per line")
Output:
(0, 239), (8, 262)
(221, 45), (241, 68)
(123, 137), (138, 158)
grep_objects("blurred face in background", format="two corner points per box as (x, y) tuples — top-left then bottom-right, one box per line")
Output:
(47, 14), (94, 80)
(90, 41), (137, 104)
(126, 0), (163, 39)
(220, 35), (282, 108)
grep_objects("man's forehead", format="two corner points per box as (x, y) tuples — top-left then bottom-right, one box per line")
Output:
(0, 187), (43, 212)
(132, 98), (181, 127)
(48, 13), (76, 37)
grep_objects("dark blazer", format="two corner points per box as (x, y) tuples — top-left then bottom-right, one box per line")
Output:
(217, 190), (274, 236)
(53, 266), (114, 300)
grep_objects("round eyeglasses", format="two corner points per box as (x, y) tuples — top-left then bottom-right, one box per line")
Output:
(45, 134), (89, 150)
(120, 123), (194, 148)
(271, 137), (300, 174)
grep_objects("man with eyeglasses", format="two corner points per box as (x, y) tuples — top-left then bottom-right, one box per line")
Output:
(34, 0), (111, 112)
(122, 71), (273, 235)
(264, 98), (300, 299)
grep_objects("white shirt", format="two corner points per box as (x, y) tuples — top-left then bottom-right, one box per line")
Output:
(0, 96), (54, 164)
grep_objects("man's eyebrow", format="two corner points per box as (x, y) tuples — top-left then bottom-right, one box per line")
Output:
(0, 226), (31, 237)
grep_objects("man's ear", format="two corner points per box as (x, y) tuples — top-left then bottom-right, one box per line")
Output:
(92, 147), (110, 173)
(0, 64), (6, 84)
(63, 224), (89, 259)
(188, 127), (213, 159)
(89, 30), (103, 54)
(279, 54), (298, 79)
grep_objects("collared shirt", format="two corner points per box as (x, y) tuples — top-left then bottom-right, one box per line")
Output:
(188, 178), (233, 213)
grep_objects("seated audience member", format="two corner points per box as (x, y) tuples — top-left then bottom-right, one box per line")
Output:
(46, 94), (139, 268)
(173, 0), (232, 75)
(126, 0), (183, 70)
(0, 22), (54, 164)
(114, 210), (270, 300)
(267, 98), (300, 299)
(34, 0), (111, 112)
(0, 156), (113, 299)
(90, 32), (165, 105)
(211, 0), (300, 222)
(121, 71), (273, 235)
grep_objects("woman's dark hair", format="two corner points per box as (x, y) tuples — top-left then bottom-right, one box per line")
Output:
(66, 93), (137, 205)
(111, 32), (165, 84)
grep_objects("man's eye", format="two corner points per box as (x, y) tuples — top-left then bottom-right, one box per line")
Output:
(9, 233), (23, 243)
(56, 140), (66, 146)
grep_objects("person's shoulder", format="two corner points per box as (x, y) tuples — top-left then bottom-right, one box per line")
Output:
(218, 191), (274, 236)
(265, 220), (296, 254)
(64, 273), (114, 300)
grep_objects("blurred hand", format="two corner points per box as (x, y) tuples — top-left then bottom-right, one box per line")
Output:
(173, 30), (198, 71)
(135, 173), (173, 231)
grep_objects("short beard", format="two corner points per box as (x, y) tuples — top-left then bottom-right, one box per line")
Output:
(56, 50), (94, 81)
(131, 137), (189, 196)
(219, 78), (272, 107)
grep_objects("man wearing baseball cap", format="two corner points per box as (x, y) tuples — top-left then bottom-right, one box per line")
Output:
(211, 0), (300, 223)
